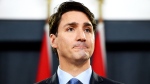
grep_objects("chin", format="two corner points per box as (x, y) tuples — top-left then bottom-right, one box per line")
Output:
(74, 52), (90, 60)
(72, 49), (91, 59)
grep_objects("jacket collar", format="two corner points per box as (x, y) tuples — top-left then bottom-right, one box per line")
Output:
(47, 71), (103, 84)
(46, 73), (59, 84)
(90, 71), (103, 84)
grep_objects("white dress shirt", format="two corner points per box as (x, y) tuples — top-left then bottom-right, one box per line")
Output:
(57, 66), (92, 84)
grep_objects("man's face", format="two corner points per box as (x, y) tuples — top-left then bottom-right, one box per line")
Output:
(50, 11), (95, 63)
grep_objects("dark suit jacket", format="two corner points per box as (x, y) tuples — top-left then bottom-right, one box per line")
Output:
(35, 71), (123, 84)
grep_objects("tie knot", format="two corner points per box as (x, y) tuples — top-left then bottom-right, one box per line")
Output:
(68, 78), (82, 84)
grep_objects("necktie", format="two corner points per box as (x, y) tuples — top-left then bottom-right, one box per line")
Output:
(68, 78), (82, 84)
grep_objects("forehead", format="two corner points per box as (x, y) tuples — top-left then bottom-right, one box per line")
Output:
(60, 11), (91, 25)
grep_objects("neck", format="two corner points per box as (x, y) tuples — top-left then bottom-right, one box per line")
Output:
(59, 58), (91, 77)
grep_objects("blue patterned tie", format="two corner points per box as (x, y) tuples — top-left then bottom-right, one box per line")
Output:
(69, 78), (82, 84)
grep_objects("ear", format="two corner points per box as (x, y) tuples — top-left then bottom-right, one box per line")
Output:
(50, 34), (57, 48)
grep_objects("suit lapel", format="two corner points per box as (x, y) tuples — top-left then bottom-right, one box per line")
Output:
(90, 71), (103, 84)
(47, 73), (59, 84)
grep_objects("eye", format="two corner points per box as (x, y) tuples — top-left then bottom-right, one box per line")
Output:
(85, 28), (91, 32)
(67, 27), (74, 32)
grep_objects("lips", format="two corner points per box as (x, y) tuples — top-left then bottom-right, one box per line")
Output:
(73, 46), (87, 49)
(73, 42), (88, 49)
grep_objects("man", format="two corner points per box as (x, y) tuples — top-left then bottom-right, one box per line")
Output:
(36, 1), (123, 84)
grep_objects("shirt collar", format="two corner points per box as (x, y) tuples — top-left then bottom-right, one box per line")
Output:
(57, 66), (92, 84)
(57, 66), (73, 84)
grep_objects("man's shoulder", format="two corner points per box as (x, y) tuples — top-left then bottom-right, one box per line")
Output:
(91, 71), (124, 84)
(34, 73), (58, 84)
(34, 78), (51, 84)
(100, 76), (124, 84)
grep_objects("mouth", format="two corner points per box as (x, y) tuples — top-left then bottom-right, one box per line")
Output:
(73, 46), (87, 49)
(73, 42), (88, 49)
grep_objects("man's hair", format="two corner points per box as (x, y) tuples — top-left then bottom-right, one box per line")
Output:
(49, 1), (96, 35)
(49, 1), (96, 57)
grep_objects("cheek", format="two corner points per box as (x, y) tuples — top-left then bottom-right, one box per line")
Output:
(57, 36), (72, 48)
(90, 35), (95, 46)
(91, 36), (95, 53)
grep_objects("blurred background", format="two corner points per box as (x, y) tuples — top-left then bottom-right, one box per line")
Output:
(0, 0), (150, 84)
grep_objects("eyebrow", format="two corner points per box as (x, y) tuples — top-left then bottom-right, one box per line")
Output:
(83, 22), (93, 27)
(63, 22), (92, 28)
(63, 22), (78, 28)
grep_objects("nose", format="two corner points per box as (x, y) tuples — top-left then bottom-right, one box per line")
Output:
(76, 30), (86, 42)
